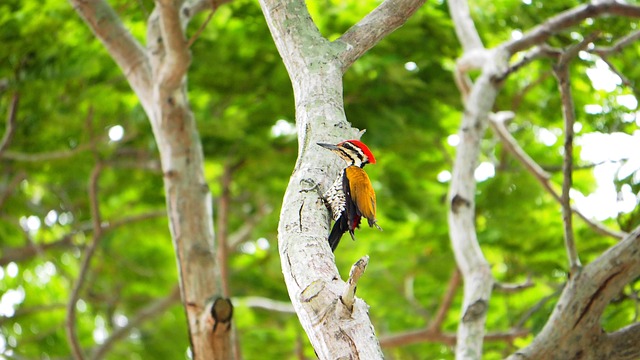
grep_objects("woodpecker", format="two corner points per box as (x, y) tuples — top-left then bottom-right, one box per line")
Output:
(317, 140), (382, 252)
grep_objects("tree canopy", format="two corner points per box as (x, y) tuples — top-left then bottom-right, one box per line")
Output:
(1, 0), (639, 359)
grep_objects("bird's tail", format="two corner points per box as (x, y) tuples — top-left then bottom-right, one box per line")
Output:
(328, 215), (349, 252)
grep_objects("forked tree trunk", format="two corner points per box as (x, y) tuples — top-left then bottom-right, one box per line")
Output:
(70, 0), (231, 358)
(259, 0), (424, 358)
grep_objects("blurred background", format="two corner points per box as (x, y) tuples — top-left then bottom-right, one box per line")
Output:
(1, 0), (638, 358)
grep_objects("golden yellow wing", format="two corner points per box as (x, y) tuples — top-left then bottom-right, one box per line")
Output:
(345, 166), (377, 223)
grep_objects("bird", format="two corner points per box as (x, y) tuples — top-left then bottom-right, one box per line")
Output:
(317, 140), (382, 252)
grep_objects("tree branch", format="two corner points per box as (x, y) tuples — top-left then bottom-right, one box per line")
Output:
(66, 164), (104, 360)
(428, 267), (461, 331)
(448, 0), (484, 53)
(237, 296), (295, 313)
(0, 93), (19, 157)
(156, 0), (191, 89)
(340, 256), (369, 312)
(504, 2), (640, 55)
(489, 113), (626, 240)
(0, 170), (26, 212)
(493, 277), (534, 294)
(593, 29), (640, 57)
(508, 226), (640, 359)
(91, 286), (181, 360)
(447, 1), (505, 358)
(68, 0), (152, 111)
(553, 33), (599, 273)
(379, 328), (528, 348)
(336, 0), (425, 72)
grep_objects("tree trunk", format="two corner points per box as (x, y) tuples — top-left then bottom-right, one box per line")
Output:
(259, 0), (424, 358)
(70, 0), (232, 358)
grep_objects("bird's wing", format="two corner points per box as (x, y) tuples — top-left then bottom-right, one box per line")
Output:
(345, 166), (376, 221)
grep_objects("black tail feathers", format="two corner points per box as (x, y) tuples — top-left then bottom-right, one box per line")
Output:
(328, 215), (349, 252)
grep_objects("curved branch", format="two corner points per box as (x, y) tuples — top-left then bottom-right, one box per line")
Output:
(447, 0), (484, 53)
(69, 0), (152, 110)
(65, 164), (104, 360)
(156, 0), (191, 89)
(380, 328), (528, 348)
(91, 287), (181, 360)
(448, 0), (505, 354)
(0, 93), (19, 157)
(336, 0), (425, 72)
(508, 226), (640, 359)
(504, 2), (640, 55)
(488, 113), (626, 240)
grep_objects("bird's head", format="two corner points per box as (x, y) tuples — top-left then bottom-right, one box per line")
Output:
(317, 140), (376, 167)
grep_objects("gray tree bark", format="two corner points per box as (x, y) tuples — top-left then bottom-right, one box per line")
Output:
(447, 1), (640, 359)
(69, 0), (232, 358)
(258, 0), (424, 358)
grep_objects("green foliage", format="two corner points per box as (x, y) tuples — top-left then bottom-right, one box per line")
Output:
(1, 0), (638, 359)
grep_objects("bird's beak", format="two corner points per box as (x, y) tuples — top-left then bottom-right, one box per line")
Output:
(317, 142), (338, 151)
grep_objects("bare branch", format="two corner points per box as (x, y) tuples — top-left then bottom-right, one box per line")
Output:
(493, 276), (534, 294)
(597, 56), (634, 90)
(448, 2), (505, 358)
(65, 164), (104, 360)
(447, 0), (486, 100)
(514, 285), (564, 329)
(508, 226), (640, 359)
(183, 0), (233, 48)
(0, 93), (19, 157)
(217, 160), (243, 298)
(0, 170), (26, 211)
(0, 235), (75, 267)
(553, 33), (599, 273)
(1, 131), (137, 162)
(340, 256), (369, 312)
(447, 0), (484, 53)
(237, 296), (295, 313)
(380, 328), (528, 348)
(0, 303), (66, 326)
(68, 0), (152, 109)
(428, 267), (461, 331)
(337, 0), (425, 72)
(593, 29), (640, 57)
(187, 9), (215, 48)
(91, 287), (180, 360)
(156, 0), (191, 89)
(605, 322), (640, 360)
(504, 2), (640, 55)
(489, 113), (626, 240)
(0, 210), (165, 266)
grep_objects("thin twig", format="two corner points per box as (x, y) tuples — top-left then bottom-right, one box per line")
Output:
(554, 33), (599, 273)
(489, 113), (625, 240)
(428, 267), (461, 331)
(91, 286), (181, 360)
(217, 160), (240, 298)
(187, 8), (216, 48)
(379, 328), (529, 348)
(0, 93), (19, 157)
(593, 30), (640, 56)
(65, 164), (104, 360)
(514, 284), (564, 329)
(493, 276), (534, 294)
(0, 210), (165, 266)
(237, 296), (295, 313)
(0, 170), (26, 211)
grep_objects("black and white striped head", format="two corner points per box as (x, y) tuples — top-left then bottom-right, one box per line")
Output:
(317, 140), (377, 168)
